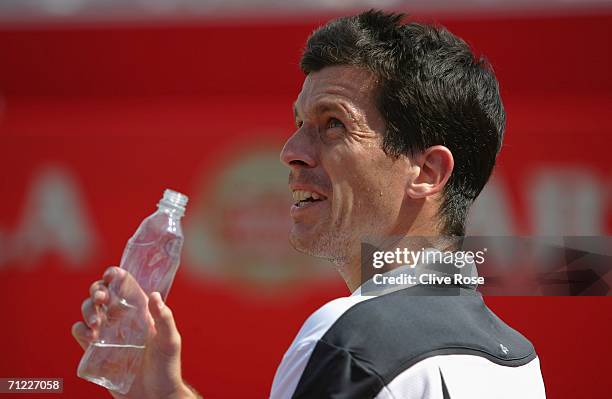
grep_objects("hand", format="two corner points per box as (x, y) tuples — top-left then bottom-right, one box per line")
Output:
(72, 267), (195, 399)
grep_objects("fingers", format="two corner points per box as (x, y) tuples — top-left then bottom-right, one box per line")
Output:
(88, 266), (119, 307)
(106, 269), (149, 319)
(148, 292), (181, 356)
(74, 266), (120, 351)
(72, 321), (95, 350)
(89, 280), (109, 306)
(103, 266), (124, 285)
(81, 298), (100, 328)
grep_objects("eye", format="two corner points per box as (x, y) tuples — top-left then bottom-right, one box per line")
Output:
(326, 118), (344, 130)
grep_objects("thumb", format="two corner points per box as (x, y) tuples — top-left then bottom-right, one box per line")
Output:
(148, 292), (181, 357)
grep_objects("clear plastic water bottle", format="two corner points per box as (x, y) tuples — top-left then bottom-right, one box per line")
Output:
(77, 189), (188, 395)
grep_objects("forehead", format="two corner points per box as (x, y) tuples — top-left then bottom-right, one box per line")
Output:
(295, 65), (378, 114)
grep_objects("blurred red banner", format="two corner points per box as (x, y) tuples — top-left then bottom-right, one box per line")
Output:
(0, 12), (610, 398)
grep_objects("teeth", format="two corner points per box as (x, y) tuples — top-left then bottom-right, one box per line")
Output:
(292, 190), (323, 202)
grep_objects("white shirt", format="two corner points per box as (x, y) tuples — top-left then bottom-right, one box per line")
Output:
(270, 276), (546, 399)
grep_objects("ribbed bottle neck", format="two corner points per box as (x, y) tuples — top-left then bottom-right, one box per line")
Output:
(157, 203), (185, 219)
(157, 189), (188, 218)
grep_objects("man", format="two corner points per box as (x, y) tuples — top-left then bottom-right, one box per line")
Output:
(73, 10), (546, 398)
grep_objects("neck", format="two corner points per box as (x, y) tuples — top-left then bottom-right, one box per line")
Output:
(334, 257), (363, 293)
(339, 225), (447, 294)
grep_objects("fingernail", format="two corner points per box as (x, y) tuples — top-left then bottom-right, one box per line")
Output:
(89, 316), (98, 326)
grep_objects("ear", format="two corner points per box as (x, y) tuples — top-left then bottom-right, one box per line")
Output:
(406, 145), (454, 199)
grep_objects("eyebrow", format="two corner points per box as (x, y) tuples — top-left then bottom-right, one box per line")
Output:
(293, 100), (352, 121)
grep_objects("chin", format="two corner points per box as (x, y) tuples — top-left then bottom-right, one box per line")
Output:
(288, 224), (348, 265)
(288, 228), (314, 256)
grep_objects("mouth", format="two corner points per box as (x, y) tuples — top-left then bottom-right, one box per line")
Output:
(291, 189), (327, 209)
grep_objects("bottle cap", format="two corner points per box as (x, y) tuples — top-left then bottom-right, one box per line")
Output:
(159, 189), (189, 215)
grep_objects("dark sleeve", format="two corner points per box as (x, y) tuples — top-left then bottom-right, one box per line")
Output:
(291, 340), (384, 399)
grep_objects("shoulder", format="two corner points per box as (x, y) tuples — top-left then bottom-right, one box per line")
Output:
(274, 286), (544, 399)
(292, 286), (541, 398)
(321, 286), (537, 369)
(292, 294), (374, 345)
(269, 294), (374, 399)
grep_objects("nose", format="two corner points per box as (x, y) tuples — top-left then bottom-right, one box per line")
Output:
(280, 129), (317, 169)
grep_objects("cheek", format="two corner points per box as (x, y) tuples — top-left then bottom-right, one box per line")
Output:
(324, 145), (400, 215)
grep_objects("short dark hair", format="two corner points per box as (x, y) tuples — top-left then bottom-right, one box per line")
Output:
(300, 9), (505, 236)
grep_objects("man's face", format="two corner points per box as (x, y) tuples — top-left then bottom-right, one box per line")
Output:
(280, 65), (413, 264)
